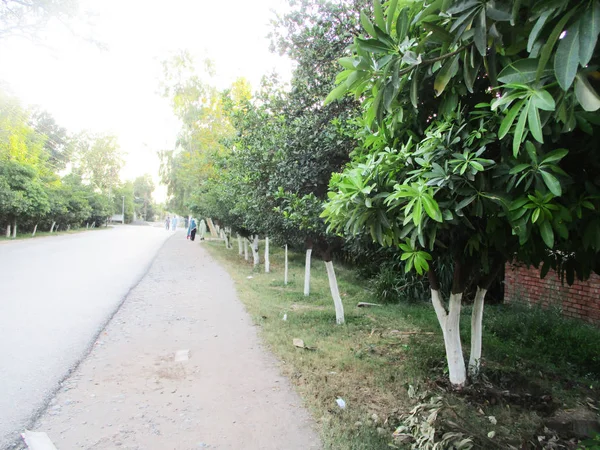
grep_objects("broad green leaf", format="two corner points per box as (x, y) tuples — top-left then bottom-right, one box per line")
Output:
(423, 22), (453, 43)
(433, 54), (459, 96)
(511, 0), (522, 26)
(532, 208), (540, 223)
(447, 0), (478, 15)
(338, 58), (358, 70)
(527, 101), (544, 143)
(373, 0), (386, 31)
(541, 148), (568, 163)
(536, 8), (578, 82)
(456, 195), (476, 210)
(474, 8), (487, 56)
(531, 89), (555, 111)
(497, 58), (551, 84)
(356, 37), (393, 54)
(509, 163), (530, 175)
(463, 50), (480, 93)
(486, 6), (511, 22)
(413, 198), (422, 225)
(396, 7), (409, 41)
(528, 11), (551, 53)
(539, 220), (555, 248)
(324, 82), (349, 105)
(513, 102), (528, 156)
(574, 73), (600, 111)
(386, 0), (399, 33)
(554, 19), (581, 90)
(499, 99), (525, 139)
(422, 195), (443, 222)
(579, 1), (600, 66)
(410, 68), (419, 108)
(540, 170), (562, 196)
(360, 11), (377, 38)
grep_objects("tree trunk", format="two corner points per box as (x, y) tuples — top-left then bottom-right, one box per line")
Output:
(244, 238), (249, 261)
(206, 218), (218, 237)
(265, 237), (270, 273)
(304, 248), (312, 296)
(324, 260), (345, 325)
(468, 287), (487, 377)
(91, 222), (95, 228)
(431, 289), (467, 387)
(252, 235), (260, 267)
(284, 244), (288, 285)
(56, 224), (60, 232)
(50, 221), (56, 233)
(12, 220), (17, 238)
(238, 234), (243, 256)
(86, 223), (89, 229)
(6, 224), (10, 238)
(32, 223), (38, 237)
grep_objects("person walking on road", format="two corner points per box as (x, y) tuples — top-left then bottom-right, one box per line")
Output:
(165, 216), (170, 231)
(187, 218), (197, 241)
(198, 219), (207, 241)
(171, 216), (178, 231)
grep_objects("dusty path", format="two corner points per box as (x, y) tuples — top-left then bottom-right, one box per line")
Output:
(29, 232), (322, 450)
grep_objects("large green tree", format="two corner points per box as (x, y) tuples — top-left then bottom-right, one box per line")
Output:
(323, 0), (600, 386)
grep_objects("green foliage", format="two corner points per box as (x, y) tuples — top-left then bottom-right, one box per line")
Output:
(323, 0), (600, 286)
(370, 263), (428, 304)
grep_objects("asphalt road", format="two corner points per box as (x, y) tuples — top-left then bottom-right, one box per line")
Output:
(0, 225), (173, 449)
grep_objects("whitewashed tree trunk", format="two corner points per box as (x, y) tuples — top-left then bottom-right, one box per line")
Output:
(284, 244), (288, 285)
(431, 289), (467, 387)
(12, 220), (17, 238)
(56, 225), (59, 232)
(252, 235), (260, 267)
(469, 287), (487, 377)
(206, 218), (218, 237)
(325, 261), (345, 325)
(304, 248), (312, 296)
(50, 221), (55, 233)
(238, 234), (243, 256)
(6, 224), (10, 238)
(32, 224), (38, 237)
(91, 222), (95, 228)
(86, 223), (89, 229)
(244, 238), (249, 261)
(67, 224), (71, 231)
(265, 237), (270, 273)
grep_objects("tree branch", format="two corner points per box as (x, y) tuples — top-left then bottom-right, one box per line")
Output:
(396, 44), (471, 78)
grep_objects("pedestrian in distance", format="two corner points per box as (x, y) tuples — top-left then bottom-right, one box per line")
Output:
(171, 216), (178, 231)
(198, 219), (207, 241)
(165, 215), (170, 231)
(187, 218), (197, 241)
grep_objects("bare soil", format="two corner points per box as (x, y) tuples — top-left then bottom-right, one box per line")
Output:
(28, 233), (322, 449)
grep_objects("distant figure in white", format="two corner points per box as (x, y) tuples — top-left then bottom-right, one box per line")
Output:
(171, 216), (178, 231)
(198, 219), (207, 241)
(165, 215), (170, 230)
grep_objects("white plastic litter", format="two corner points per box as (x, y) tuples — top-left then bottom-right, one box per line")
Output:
(174, 349), (190, 362)
(283, 314), (287, 321)
(336, 398), (346, 409)
(21, 430), (58, 450)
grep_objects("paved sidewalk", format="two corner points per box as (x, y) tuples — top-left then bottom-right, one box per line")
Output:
(29, 233), (322, 449)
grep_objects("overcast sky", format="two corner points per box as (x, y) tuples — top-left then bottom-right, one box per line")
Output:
(0, 0), (293, 200)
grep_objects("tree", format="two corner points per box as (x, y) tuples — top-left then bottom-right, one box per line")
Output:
(133, 174), (155, 221)
(75, 133), (123, 193)
(0, 0), (78, 41)
(323, 0), (600, 386)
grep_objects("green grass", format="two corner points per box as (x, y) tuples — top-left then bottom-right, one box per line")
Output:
(0, 226), (109, 242)
(204, 240), (600, 449)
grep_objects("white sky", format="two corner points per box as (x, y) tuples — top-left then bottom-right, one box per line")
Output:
(0, 0), (294, 201)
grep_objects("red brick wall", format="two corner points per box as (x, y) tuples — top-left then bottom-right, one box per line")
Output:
(504, 263), (600, 325)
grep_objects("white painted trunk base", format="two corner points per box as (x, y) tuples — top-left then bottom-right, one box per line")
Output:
(304, 249), (312, 296)
(12, 221), (17, 238)
(50, 221), (55, 233)
(284, 244), (288, 285)
(469, 287), (487, 377)
(325, 261), (345, 325)
(252, 235), (259, 267)
(431, 289), (467, 387)
(238, 234), (243, 256)
(244, 239), (249, 261)
(6, 224), (10, 238)
(32, 224), (38, 237)
(265, 237), (270, 273)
